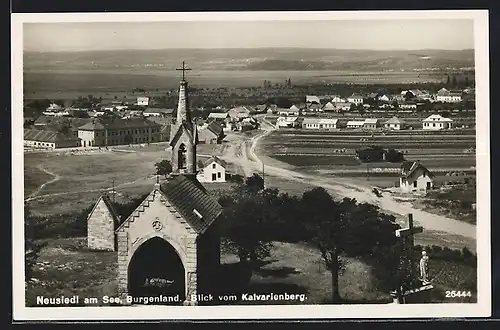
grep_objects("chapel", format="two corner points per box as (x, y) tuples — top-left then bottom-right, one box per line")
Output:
(87, 62), (222, 305)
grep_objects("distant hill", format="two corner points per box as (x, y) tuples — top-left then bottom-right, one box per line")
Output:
(23, 48), (475, 72)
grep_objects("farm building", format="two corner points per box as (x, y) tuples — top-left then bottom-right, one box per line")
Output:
(137, 97), (149, 106)
(422, 114), (453, 130)
(87, 195), (120, 251)
(197, 156), (227, 183)
(305, 103), (322, 113)
(378, 94), (392, 102)
(306, 95), (321, 104)
(347, 93), (364, 105)
(384, 116), (406, 130)
(399, 161), (434, 194)
(143, 108), (174, 117)
(276, 116), (301, 128)
(346, 120), (365, 129)
(277, 106), (301, 116)
(435, 88), (462, 103)
(228, 106), (252, 121)
(363, 118), (381, 129)
(208, 112), (229, 122)
(399, 103), (417, 110)
(331, 95), (346, 103)
(24, 128), (81, 149)
(302, 118), (344, 130)
(198, 120), (224, 144)
(78, 118), (162, 147)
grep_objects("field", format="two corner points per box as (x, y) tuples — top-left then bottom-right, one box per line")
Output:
(257, 128), (477, 222)
(24, 143), (228, 215)
(259, 129), (476, 173)
(23, 70), (446, 100)
(26, 238), (476, 306)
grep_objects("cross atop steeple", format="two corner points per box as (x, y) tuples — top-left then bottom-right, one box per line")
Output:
(176, 61), (192, 81)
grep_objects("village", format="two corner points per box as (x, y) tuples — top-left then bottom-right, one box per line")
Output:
(23, 85), (474, 150)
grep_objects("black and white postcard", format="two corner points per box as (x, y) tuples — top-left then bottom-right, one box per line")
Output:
(11, 10), (491, 320)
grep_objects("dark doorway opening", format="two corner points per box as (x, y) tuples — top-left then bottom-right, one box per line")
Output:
(128, 237), (185, 305)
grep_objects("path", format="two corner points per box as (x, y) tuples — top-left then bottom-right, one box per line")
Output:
(25, 175), (156, 202)
(27, 165), (61, 200)
(230, 118), (476, 244)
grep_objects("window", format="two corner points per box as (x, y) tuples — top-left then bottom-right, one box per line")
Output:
(212, 163), (216, 169)
(413, 181), (417, 188)
(96, 132), (99, 137)
(217, 172), (221, 178)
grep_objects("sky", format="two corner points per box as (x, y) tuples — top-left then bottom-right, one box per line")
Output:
(23, 19), (474, 52)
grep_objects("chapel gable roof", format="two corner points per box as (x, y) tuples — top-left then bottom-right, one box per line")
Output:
(401, 161), (434, 179)
(159, 175), (222, 234)
(88, 195), (120, 228)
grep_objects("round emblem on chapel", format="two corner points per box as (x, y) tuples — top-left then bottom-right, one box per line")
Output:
(152, 219), (163, 231)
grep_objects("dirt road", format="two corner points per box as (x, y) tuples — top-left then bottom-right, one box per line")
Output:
(226, 119), (476, 249)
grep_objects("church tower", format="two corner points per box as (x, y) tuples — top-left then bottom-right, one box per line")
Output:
(169, 61), (198, 177)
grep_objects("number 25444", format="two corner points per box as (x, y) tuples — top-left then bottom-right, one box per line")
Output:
(445, 290), (472, 298)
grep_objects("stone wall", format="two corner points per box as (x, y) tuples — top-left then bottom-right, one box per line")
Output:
(87, 198), (116, 251)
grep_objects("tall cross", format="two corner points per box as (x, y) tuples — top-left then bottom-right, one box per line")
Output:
(176, 61), (192, 81)
(395, 213), (423, 301)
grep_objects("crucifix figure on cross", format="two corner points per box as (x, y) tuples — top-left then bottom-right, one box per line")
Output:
(391, 213), (433, 303)
(176, 61), (192, 81)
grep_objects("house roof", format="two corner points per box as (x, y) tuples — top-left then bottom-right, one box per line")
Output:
(203, 155), (228, 168)
(385, 116), (404, 124)
(401, 161), (434, 179)
(88, 195), (120, 228)
(349, 93), (364, 99)
(289, 105), (301, 111)
(278, 108), (299, 113)
(24, 128), (80, 143)
(423, 114), (453, 122)
(144, 108), (174, 114)
(159, 175), (222, 234)
(364, 118), (379, 124)
(303, 118), (338, 125)
(34, 115), (56, 126)
(78, 118), (162, 130)
(306, 95), (321, 103)
(277, 116), (298, 122)
(146, 117), (174, 126)
(206, 120), (223, 135)
(437, 88), (450, 96)
(347, 120), (365, 126)
(307, 103), (322, 110)
(208, 112), (229, 119)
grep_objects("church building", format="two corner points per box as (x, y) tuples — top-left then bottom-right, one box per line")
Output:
(87, 62), (222, 306)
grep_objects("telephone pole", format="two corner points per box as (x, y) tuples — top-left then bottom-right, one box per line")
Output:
(112, 179), (115, 203)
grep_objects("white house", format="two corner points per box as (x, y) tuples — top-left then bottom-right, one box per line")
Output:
(302, 118), (344, 130)
(331, 95), (346, 103)
(276, 116), (300, 128)
(384, 116), (405, 130)
(378, 94), (391, 102)
(347, 93), (364, 105)
(399, 103), (417, 110)
(137, 97), (149, 106)
(196, 156), (227, 183)
(277, 106), (301, 116)
(346, 120), (365, 129)
(46, 103), (64, 112)
(399, 161), (434, 194)
(306, 95), (321, 104)
(208, 112), (229, 121)
(363, 118), (381, 129)
(143, 108), (174, 117)
(422, 114), (453, 130)
(437, 92), (462, 103)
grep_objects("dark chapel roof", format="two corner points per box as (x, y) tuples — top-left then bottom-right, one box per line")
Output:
(160, 175), (222, 234)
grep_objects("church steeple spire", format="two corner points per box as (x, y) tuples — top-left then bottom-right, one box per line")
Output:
(169, 61), (198, 177)
(176, 61), (192, 124)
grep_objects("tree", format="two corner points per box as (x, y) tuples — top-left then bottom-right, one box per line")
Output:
(452, 75), (458, 87)
(155, 160), (173, 178)
(300, 189), (399, 303)
(245, 173), (264, 194)
(219, 194), (273, 268)
(25, 203), (46, 281)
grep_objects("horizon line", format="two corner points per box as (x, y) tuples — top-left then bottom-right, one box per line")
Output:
(24, 47), (475, 54)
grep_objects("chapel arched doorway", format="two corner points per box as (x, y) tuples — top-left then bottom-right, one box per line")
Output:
(127, 237), (186, 305)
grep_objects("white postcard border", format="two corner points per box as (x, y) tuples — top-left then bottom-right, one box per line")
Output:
(11, 10), (491, 320)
